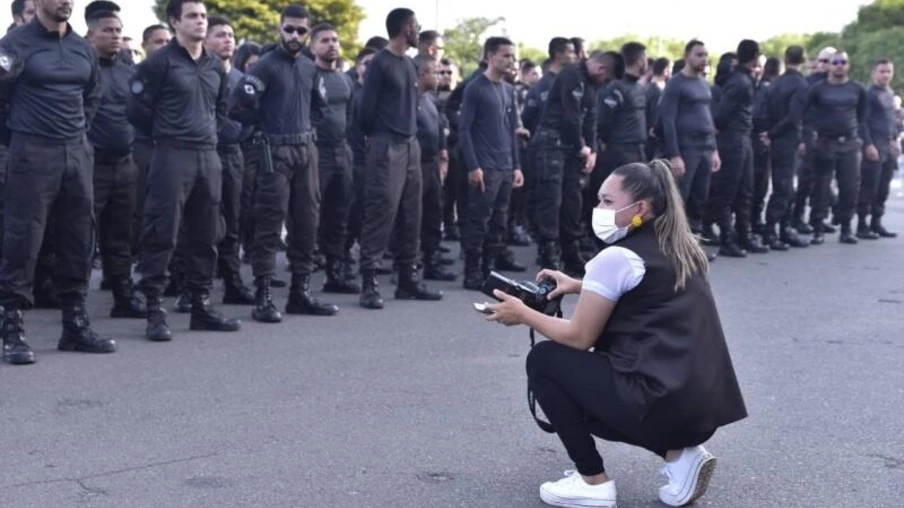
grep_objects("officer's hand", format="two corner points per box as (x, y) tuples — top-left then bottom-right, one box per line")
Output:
(469, 168), (485, 192)
(669, 156), (686, 178)
(583, 152), (596, 173)
(865, 144), (880, 162)
(536, 269), (581, 298)
(513, 169), (525, 188)
(439, 160), (448, 182)
(516, 127), (530, 139)
(759, 132), (770, 147)
(649, 127), (657, 139)
(797, 143), (807, 158)
(711, 151), (722, 173)
(579, 146), (592, 160)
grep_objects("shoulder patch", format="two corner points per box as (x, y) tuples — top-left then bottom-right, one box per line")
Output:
(571, 87), (584, 100)
(540, 91), (549, 101)
(244, 74), (266, 93)
(0, 53), (13, 72)
(130, 80), (144, 95)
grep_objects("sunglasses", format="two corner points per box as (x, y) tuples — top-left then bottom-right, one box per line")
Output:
(818, 58), (829, 63)
(438, 70), (452, 75)
(831, 59), (848, 66)
(282, 25), (309, 35)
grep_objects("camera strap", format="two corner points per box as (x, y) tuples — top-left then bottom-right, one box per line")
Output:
(527, 307), (563, 434)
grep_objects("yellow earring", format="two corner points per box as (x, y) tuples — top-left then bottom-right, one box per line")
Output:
(631, 214), (644, 228)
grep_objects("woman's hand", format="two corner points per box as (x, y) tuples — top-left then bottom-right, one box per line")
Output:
(536, 269), (581, 299)
(486, 290), (527, 326)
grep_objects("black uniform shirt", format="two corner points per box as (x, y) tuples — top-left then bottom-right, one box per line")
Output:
(645, 82), (664, 137)
(416, 92), (447, 162)
(459, 73), (520, 171)
(539, 61), (598, 154)
(713, 67), (755, 134)
(801, 79), (868, 142)
(357, 48), (417, 137)
(766, 69), (808, 140)
(598, 74), (647, 145)
(217, 67), (245, 146)
(658, 72), (716, 157)
(89, 54), (135, 155)
(127, 39), (227, 145)
(444, 68), (483, 146)
(521, 71), (556, 135)
(0, 20), (101, 141)
(348, 80), (367, 165)
(316, 67), (354, 144)
(865, 84), (897, 144)
(229, 44), (326, 136)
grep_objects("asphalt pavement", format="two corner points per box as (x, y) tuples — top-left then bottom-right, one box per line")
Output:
(1, 198), (903, 508)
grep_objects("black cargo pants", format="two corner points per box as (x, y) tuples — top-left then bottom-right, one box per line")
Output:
(461, 168), (513, 258)
(765, 135), (799, 227)
(530, 130), (585, 245)
(751, 134), (771, 224)
(317, 142), (353, 260)
(858, 140), (895, 221)
(0, 133), (95, 307)
(131, 136), (154, 260)
(706, 131), (753, 234)
(93, 151), (138, 281)
(250, 135), (319, 278)
(809, 136), (861, 226)
(359, 133), (422, 273)
(443, 141), (463, 233)
(676, 148), (714, 231)
(216, 144), (243, 277)
(421, 158), (444, 256)
(137, 140), (222, 298)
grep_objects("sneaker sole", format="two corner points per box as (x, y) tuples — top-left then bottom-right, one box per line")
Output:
(539, 486), (616, 508)
(660, 455), (717, 507)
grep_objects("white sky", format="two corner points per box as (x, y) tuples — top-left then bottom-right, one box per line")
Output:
(0, 0), (869, 54)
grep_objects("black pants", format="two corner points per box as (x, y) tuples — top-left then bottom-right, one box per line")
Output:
(531, 131), (585, 244)
(317, 142), (353, 260)
(508, 143), (531, 232)
(137, 141), (222, 297)
(0, 133), (95, 307)
(586, 143), (646, 235)
(359, 134), (421, 273)
(460, 169), (513, 257)
(676, 148), (713, 230)
(94, 151), (138, 281)
(346, 160), (365, 253)
(239, 141), (260, 258)
(858, 142), (895, 221)
(706, 132), (753, 233)
(810, 137), (861, 226)
(421, 158), (444, 256)
(250, 139), (319, 278)
(443, 142), (463, 232)
(766, 136), (799, 226)
(216, 144), (243, 277)
(751, 135), (771, 225)
(132, 137), (154, 260)
(793, 149), (816, 221)
(527, 341), (713, 476)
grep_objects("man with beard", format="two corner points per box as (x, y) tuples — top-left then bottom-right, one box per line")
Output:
(356, 7), (443, 309)
(310, 22), (361, 294)
(128, 0), (241, 341)
(204, 15), (255, 305)
(0, 0), (116, 364)
(230, 4), (338, 323)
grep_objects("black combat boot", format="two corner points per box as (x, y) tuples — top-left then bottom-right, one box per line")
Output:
(189, 289), (241, 331)
(286, 273), (339, 316)
(737, 227), (769, 254)
(871, 216), (897, 238)
(856, 218), (880, 240)
(718, 227), (747, 258)
(145, 296), (172, 342)
(58, 303), (117, 354)
(395, 264), (443, 301)
(110, 278), (148, 318)
(323, 257), (362, 294)
(463, 252), (484, 291)
(839, 222), (858, 244)
(252, 277), (282, 323)
(2, 307), (35, 365)
(700, 223), (719, 246)
(359, 270), (384, 309)
(762, 223), (789, 251)
(495, 248), (527, 273)
(780, 223), (810, 248)
(173, 289), (192, 313)
(423, 252), (456, 282)
(537, 241), (561, 271)
(222, 271), (255, 305)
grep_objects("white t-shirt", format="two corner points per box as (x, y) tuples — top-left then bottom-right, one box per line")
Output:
(581, 246), (646, 301)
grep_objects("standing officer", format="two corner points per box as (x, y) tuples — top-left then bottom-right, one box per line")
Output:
(708, 40), (768, 257)
(230, 4), (339, 323)
(857, 58), (898, 239)
(750, 55), (780, 235)
(344, 46), (376, 272)
(310, 22), (361, 293)
(458, 37), (525, 289)
(530, 51), (614, 273)
(413, 55), (456, 281)
(521, 37), (575, 137)
(800, 50), (868, 245)
(356, 8), (443, 309)
(204, 15), (255, 305)
(86, 10), (146, 318)
(762, 45), (810, 249)
(644, 57), (670, 160)
(0, 0), (116, 365)
(128, 0), (241, 341)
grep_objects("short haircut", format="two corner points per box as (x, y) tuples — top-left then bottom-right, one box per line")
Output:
(484, 36), (513, 56)
(439, 57), (452, 66)
(736, 39), (760, 64)
(520, 59), (536, 73)
(86, 9), (120, 28)
(784, 45), (806, 65)
(206, 15), (230, 33)
(874, 58), (893, 68)
(418, 30), (440, 46)
(142, 24), (168, 43)
(570, 37), (585, 54)
(364, 36), (388, 50)
(684, 39), (704, 56)
(652, 57), (670, 76)
(591, 50), (625, 79)
(85, 0), (120, 21)
(548, 37), (571, 60)
(280, 4), (309, 22)
(672, 59), (685, 74)
(356, 46), (377, 63)
(310, 22), (336, 42)
(233, 42), (262, 71)
(413, 54), (435, 75)
(764, 56), (781, 77)
(10, 0), (27, 17)
(386, 8), (414, 38)
(621, 41), (647, 68)
(166, 0), (202, 24)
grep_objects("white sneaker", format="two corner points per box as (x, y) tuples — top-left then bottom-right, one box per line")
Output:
(658, 446), (717, 506)
(539, 470), (617, 508)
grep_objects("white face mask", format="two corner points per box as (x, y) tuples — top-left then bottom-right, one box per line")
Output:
(592, 203), (639, 244)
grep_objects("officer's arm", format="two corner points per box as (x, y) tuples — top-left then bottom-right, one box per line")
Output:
(713, 74), (741, 131)
(858, 85), (872, 146)
(439, 108), (449, 152)
(345, 74), (355, 132)
(597, 82), (621, 144)
(127, 57), (165, 138)
(214, 66), (230, 136)
(583, 86), (599, 153)
(0, 37), (21, 145)
(768, 82), (795, 139)
(82, 46), (102, 125)
(229, 59), (269, 127)
(458, 82), (480, 172)
(311, 73), (328, 126)
(658, 79), (681, 158)
(521, 87), (539, 134)
(800, 84), (819, 144)
(509, 87), (521, 168)
(559, 71), (587, 153)
(358, 58), (383, 135)
(443, 81), (466, 131)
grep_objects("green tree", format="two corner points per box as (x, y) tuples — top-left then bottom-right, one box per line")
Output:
(517, 42), (545, 66)
(589, 35), (688, 62)
(759, 33), (812, 58)
(441, 16), (504, 75)
(153, 0), (364, 57)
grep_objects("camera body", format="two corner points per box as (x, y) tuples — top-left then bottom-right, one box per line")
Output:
(481, 271), (562, 316)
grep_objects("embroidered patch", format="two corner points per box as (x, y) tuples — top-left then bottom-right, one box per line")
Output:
(130, 80), (144, 94)
(0, 53), (12, 72)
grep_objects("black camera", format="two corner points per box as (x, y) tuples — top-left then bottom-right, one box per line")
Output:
(481, 271), (562, 316)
